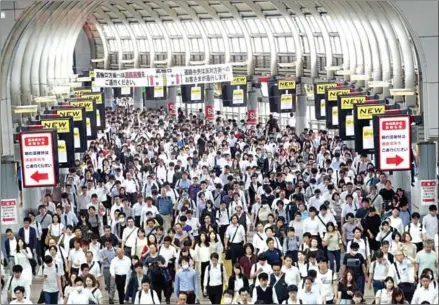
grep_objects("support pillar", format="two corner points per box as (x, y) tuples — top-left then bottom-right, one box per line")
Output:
(296, 95), (307, 134)
(104, 88), (113, 108)
(1, 162), (21, 232)
(247, 89), (258, 125)
(168, 86), (178, 120)
(205, 84), (215, 122)
(133, 88), (143, 110)
(416, 142), (437, 216)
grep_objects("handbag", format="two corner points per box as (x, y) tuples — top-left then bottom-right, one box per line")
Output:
(225, 226), (239, 260)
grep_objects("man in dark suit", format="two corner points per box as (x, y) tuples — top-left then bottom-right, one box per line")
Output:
(125, 263), (150, 303)
(4, 228), (18, 275)
(17, 217), (38, 253)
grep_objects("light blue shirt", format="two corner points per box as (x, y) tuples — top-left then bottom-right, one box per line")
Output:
(61, 212), (79, 227)
(175, 268), (198, 298)
(99, 247), (116, 268)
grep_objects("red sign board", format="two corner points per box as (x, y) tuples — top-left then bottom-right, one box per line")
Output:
(20, 131), (57, 187)
(420, 180), (438, 205)
(1, 199), (17, 225)
(377, 115), (411, 171)
(167, 101), (176, 117)
(205, 105), (214, 120)
(247, 109), (258, 125)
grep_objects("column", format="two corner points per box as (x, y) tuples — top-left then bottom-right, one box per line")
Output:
(168, 86), (178, 120)
(104, 88), (113, 108)
(415, 142), (437, 216)
(205, 84), (215, 122)
(296, 95), (307, 134)
(133, 87), (143, 110)
(247, 89), (258, 125)
(1, 162), (22, 232)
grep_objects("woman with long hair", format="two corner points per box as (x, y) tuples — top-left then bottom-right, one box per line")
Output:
(390, 231), (403, 255)
(375, 276), (395, 304)
(63, 273), (78, 305)
(228, 263), (249, 301)
(15, 238), (33, 283)
(85, 274), (102, 304)
(76, 213), (92, 241)
(391, 287), (409, 304)
(194, 232), (211, 289)
(337, 269), (356, 304)
(323, 222), (342, 272)
(400, 232), (417, 259)
(351, 291), (366, 304)
(0, 278), (7, 304)
(132, 229), (148, 257)
(48, 214), (65, 244)
(208, 231), (223, 263)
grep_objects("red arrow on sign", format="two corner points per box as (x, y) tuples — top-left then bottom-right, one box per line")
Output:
(30, 171), (49, 182)
(386, 155), (404, 166)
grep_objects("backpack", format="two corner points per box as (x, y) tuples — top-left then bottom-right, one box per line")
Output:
(207, 263), (224, 286)
(137, 289), (156, 304)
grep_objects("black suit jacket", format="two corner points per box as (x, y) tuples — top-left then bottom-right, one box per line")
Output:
(17, 227), (38, 251)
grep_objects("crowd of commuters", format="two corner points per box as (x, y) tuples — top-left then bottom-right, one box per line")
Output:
(1, 104), (438, 304)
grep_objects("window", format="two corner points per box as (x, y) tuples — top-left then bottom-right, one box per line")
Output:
(121, 39), (133, 52)
(268, 17), (290, 34)
(115, 24), (129, 37)
(190, 38), (204, 53)
(321, 14), (337, 33)
(315, 36), (325, 53)
(330, 36), (342, 54)
(306, 15), (320, 33)
(103, 25), (115, 38)
(244, 18), (266, 34)
(147, 23), (161, 36)
(252, 37), (270, 53)
(153, 39), (165, 52)
(209, 38), (225, 52)
(203, 20), (221, 35)
(292, 17), (306, 33)
(229, 37), (246, 53)
(138, 39), (148, 52)
(183, 21), (201, 35)
(286, 37), (295, 52)
(130, 23), (143, 36)
(108, 39), (118, 52)
(301, 35), (310, 53)
(171, 38), (184, 52)
(222, 19), (241, 34)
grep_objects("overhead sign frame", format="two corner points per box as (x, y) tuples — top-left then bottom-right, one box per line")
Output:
(19, 130), (59, 187)
(353, 103), (387, 154)
(80, 93), (106, 130)
(373, 114), (412, 171)
(50, 106), (87, 153)
(324, 87), (353, 129)
(313, 83), (337, 120)
(70, 99), (98, 139)
(337, 94), (368, 141)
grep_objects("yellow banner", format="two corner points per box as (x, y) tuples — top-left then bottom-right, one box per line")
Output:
(363, 127), (374, 138)
(58, 140), (67, 153)
(278, 80), (296, 90)
(316, 83), (337, 95)
(231, 76), (247, 86)
(71, 101), (94, 112)
(74, 89), (92, 95)
(340, 96), (367, 110)
(305, 84), (314, 97)
(281, 94), (293, 103)
(56, 109), (83, 121)
(81, 93), (103, 104)
(327, 89), (351, 101)
(74, 128), (80, 140)
(346, 116), (354, 127)
(41, 120), (71, 133)
(89, 71), (95, 78)
(356, 105), (386, 120)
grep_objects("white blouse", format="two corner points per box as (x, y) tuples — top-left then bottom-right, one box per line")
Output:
(195, 244), (211, 263)
(49, 223), (65, 237)
(375, 289), (393, 304)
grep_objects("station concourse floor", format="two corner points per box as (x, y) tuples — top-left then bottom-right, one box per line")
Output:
(24, 231), (375, 304)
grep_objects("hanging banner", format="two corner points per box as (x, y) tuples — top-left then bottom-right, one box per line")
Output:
(232, 89), (244, 105)
(205, 105), (215, 120)
(231, 76), (247, 86)
(191, 87), (202, 101)
(280, 94), (293, 110)
(248, 109), (258, 125)
(94, 64), (233, 87)
(1, 199), (17, 225)
(154, 86), (165, 98)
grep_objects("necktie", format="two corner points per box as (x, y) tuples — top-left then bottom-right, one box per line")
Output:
(64, 215), (68, 226)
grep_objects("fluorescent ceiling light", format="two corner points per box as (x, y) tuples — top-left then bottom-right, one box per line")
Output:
(34, 96), (56, 103)
(368, 81), (391, 88)
(326, 65), (342, 71)
(390, 88), (416, 96)
(351, 74), (371, 81)
(13, 106), (38, 114)
(335, 70), (353, 75)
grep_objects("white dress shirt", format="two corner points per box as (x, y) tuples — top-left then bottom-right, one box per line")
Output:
(250, 263), (272, 287)
(6, 276), (31, 300)
(203, 263), (224, 287)
(411, 285), (438, 304)
(122, 226), (139, 248)
(252, 286), (278, 304)
(281, 265), (301, 286)
(303, 218), (324, 237)
(9, 300), (33, 304)
(226, 224), (246, 244)
(134, 289), (160, 304)
(67, 288), (96, 304)
(110, 255), (131, 276)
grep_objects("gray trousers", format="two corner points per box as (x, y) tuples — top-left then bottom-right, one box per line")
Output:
(102, 267), (116, 301)
(8, 257), (15, 275)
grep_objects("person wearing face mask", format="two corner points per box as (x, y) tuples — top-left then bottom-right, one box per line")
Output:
(67, 277), (97, 304)
(222, 289), (235, 305)
(341, 243), (368, 294)
(175, 257), (198, 304)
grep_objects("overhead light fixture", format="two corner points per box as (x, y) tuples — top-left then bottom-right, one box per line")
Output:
(13, 106), (38, 114)
(390, 88), (416, 96)
(50, 86), (70, 94)
(351, 74), (371, 81)
(335, 70), (353, 75)
(91, 58), (105, 63)
(1, 11), (5, 19)
(326, 65), (342, 71)
(368, 81), (391, 88)
(77, 77), (92, 82)
(34, 96), (57, 103)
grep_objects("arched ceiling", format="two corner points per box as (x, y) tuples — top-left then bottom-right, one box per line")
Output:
(0, 0), (423, 156)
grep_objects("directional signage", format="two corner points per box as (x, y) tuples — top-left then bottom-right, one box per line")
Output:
(420, 180), (438, 205)
(374, 115), (412, 171)
(20, 131), (58, 187)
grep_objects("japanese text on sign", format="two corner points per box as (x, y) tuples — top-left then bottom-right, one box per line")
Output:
(20, 132), (57, 187)
(1, 199), (17, 225)
(94, 64), (233, 88)
(420, 180), (438, 205)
